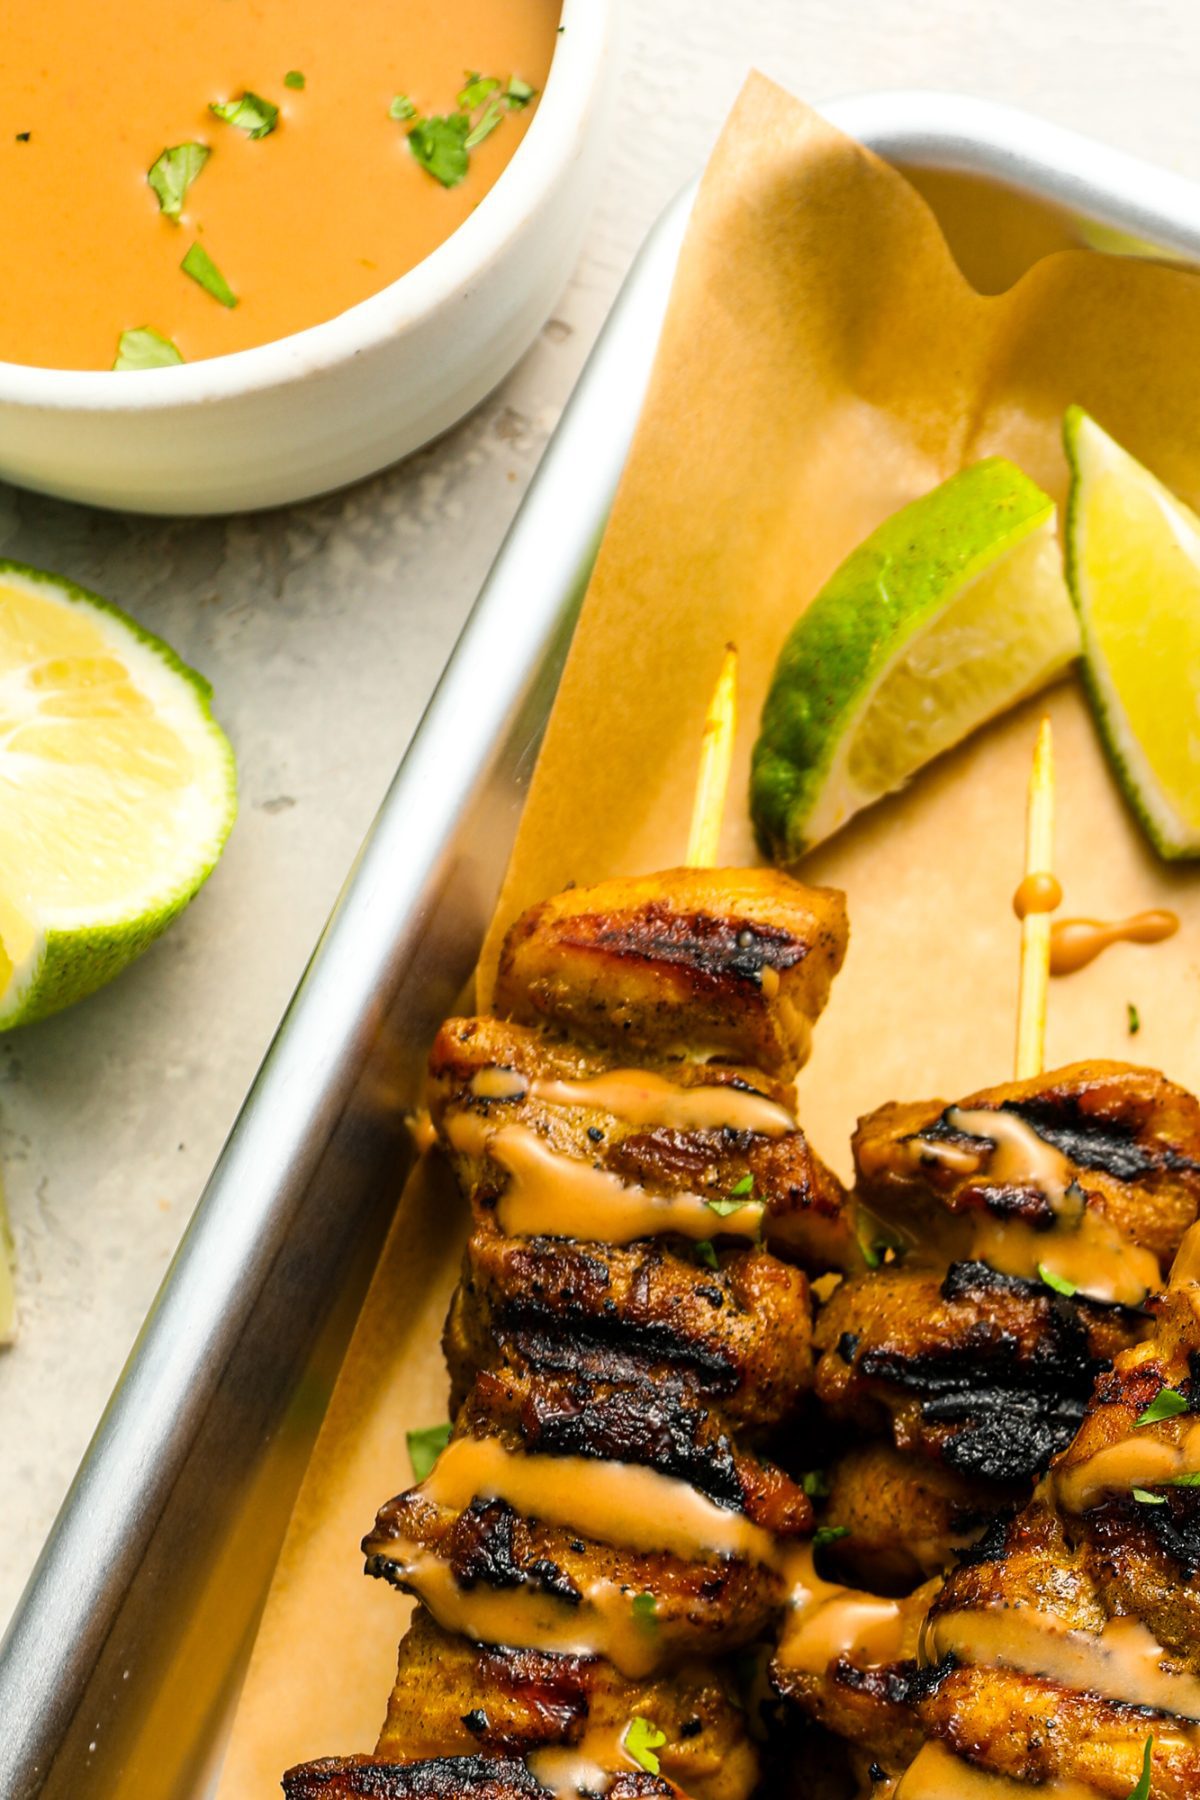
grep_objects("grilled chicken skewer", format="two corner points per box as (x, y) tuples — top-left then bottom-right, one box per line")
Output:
(769, 1060), (1200, 1790)
(889, 1221), (1200, 1798)
(286, 861), (853, 1800)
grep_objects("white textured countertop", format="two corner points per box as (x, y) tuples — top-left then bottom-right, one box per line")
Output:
(4, 0), (1200, 1630)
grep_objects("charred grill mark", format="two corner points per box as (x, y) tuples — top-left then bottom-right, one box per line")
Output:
(563, 907), (809, 989)
(1093, 1494), (1200, 1580)
(283, 1755), (554, 1798)
(451, 1499), (582, 1606)
(828, 1658), (920, 1708)
(512, 1375), (747, 1510)
(855, 1292), (1100, 1481)
(1005, 1097), (1200, 1183)
(498, 1308), (740, 1395)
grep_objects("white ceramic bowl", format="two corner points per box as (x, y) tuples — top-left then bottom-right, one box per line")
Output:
(0, 0), (615, 516)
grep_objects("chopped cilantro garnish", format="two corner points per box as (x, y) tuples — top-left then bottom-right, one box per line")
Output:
(1038, 1262), (1078, 1298)
(632, 1591), (657, 1626)
(623, 1717), (667, 1775)
(506, 76), (536, 107)
(458, 73), (501, 110)
(801, 1469), (831, 1499)
(1127, 1001), (1141, 1036)
(465, 99), (505, 149)
(182, 242), (237, 307)
(408, 114), (470, 187)
(389, 94), (417, 121)
(147, 143), (209, 219)
(407, 1420), (452, 1481)
(1136, 1387), (1188, 1427)
(1132, 1487), (1167, 1505)
(15, 131), (30, 143)
(1126, 1736), (1153, 1800)
(284, 70), (306, 90)
(813, 1525), (850, 1548)
(1172, 1472), (1200, 1486)
(209, 91), (279, 139)
(113, 327), (184, 371)
(694, 1239), (719, 1271)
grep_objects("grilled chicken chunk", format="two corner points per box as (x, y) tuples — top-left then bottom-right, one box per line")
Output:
(821, 1443), (1020, 1592)
(365, 1364), (810, 1674)
(768, 1556), (937, 1773)
(900, 1225), (1200, 1797)
(814, 1260), (1139, 1483)
(493, 868), (848, 1081)
(375, 1608), (758, 1800)
(855, 1061), (1200, 1291)
(446, 1230), (813, 1427)
(430, 1014), (856, 1271)
(283, 1758), (679, 1800)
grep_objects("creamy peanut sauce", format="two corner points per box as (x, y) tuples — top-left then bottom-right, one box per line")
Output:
(1050, 910), (1180, 977)
(468, 1065), (795, 1135)
(1012, 872), (1063, 920)
(910, 1107), (1160, 1306)
(444, 1111), (764, 1244)
(774, 1545), (907, 1674)
(893, 1741), (1102, 1799)
(376, 1548), (665, 1679)
(422, 1435), (780, 1566)
(926, 1606), (1200, 1721)
(1050, 1224), (1200, 1511)
(1, 0), (560, 368)
(1055, 1417), (1200, 1514)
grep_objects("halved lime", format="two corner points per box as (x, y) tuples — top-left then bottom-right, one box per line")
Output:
(0, 561), (237, 1027)
(1065, 407), (1200, 858)
(752, 459), (1079, 860)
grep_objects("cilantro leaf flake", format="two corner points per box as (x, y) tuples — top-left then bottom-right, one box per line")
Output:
(389, 94), (417, 122)
(801, 1469), (831, 1499)
(113, 327), (184, 371)
(1126, 1736), (1153, 1800)
(407, 1420), (452, 1482)
(1038, 1262), (1078, 1298)
(624, 1717), (667, 1775)
(458, 73), (501, 110)
(506, 76), (537, 108)
(147, 142), (209, 219)
(1132, 1487), (1167, 1505)
(813, 1525), (851, 1548)
(1127, 1001), (1141, 1036)
(1136, 1387), (1189, 1427)
(181, 242), (237, 307)
(210, 91), (279, 139)
(407, 113), (470, 187)
(465, 99), (505, 150)
(284, 70), (305, 91)
(632, 1591), (657, 1627)
(694, 1239), (719, 1271)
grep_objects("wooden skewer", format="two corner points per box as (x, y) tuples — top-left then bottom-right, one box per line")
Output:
(685, 645), (739, 869)
(1014, 716), (1057, 1081)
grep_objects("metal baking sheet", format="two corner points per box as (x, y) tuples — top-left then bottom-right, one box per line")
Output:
(4, 89), (1200, 1800)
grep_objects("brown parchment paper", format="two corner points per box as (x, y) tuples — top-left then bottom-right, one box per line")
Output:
(219, 74), (1200, 1793)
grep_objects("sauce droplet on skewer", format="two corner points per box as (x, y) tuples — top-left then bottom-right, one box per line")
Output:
(1049, 909), (1179, 977)
(1012, 870), (1062, 919)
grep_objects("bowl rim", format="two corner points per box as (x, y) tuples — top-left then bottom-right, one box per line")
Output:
(0, 0), (608, 414)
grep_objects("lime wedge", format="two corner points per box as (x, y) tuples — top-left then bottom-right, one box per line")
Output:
(752, 459), (1079, 859)
(0, 561), (237, 1027)
(1064, 407), (1200, 858)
